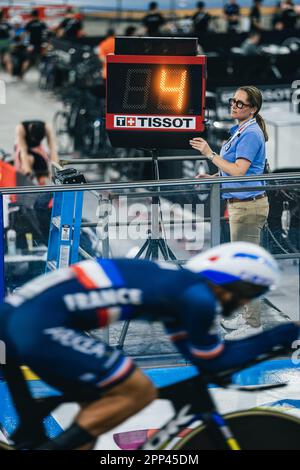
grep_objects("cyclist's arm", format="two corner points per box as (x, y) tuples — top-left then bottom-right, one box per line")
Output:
(199, 323), (299, 372)
(45, 123), (59, 163)
(174, 284), (300, 372)
(170, 323), (299, 374)
(15, 124), (31, 174)
(166, 284), (225, 365)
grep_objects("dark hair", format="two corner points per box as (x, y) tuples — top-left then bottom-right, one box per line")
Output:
(124, 25), (136, 36)
(223, 280), (269, 299)
(106, 28), (115, 37)
(28, 122), (46, 144)
(31, 9), (39, 18)
(149, 2), (158, 10)
(238, 85), (269, 142)
(197, 1), (205, 8)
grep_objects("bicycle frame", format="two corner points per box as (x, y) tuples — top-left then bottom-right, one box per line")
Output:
(140, 348), (290, 450)
(139, 373), (251, 451)
(0, 347), (290, 451)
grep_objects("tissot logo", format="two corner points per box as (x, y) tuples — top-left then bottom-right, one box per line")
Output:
(116, 117), (126, 126)
(114, 116), (196, 130)
(127, 117), (136, 127)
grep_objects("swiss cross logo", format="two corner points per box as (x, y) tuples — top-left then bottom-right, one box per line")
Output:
(126, 117), (136, 127)
(116, 117), (126, 126)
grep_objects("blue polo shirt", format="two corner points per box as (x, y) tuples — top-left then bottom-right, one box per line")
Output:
(220, 121), (266, 200)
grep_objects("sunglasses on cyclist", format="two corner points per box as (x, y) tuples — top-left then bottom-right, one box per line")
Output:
(228, 98), (251, 109)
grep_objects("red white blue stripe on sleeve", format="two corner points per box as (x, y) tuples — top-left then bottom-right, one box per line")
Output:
(71, 260), (125, 327)
(96, 357), (135, 389)
(190, 342), (225, 359)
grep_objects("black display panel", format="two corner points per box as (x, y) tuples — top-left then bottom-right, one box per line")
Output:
(107, 63), (203, 116)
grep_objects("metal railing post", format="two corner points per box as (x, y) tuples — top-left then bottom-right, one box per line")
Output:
(210, 182), (221, 247)
(97, 196), (111, 343)
(0, 195), (4, 303)
(99, 197), (111, 259)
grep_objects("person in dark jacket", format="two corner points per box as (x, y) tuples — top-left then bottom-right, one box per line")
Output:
(192, 1), (211, 35)
(143, 2), (165, 36)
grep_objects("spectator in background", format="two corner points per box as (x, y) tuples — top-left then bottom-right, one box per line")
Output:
(241, 30), (261, 55)
(192, 2), (211, 35)
(25, 9), (47, 64)
(143, 2), (165, 37)
(224, 0), (241, 33)
(249, 0), (264, 31)
(124, 25), (137, 36)
(98, 28), (115, 82)
(272, 1), (284, 29)
(10, 15), (25, 40)
(56, 7), (83, 40)
(281, 0), (298, 29)
(0, 9), (12, 73)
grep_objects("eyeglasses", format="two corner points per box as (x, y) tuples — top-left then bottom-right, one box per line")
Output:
(228, 98), (251, 109)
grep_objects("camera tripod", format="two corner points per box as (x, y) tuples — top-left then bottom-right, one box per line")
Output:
(134, 149), (177, 261)
(117, 149), (178, 349)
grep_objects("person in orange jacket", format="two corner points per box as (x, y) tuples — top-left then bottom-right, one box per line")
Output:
(98, 28), (115, 82)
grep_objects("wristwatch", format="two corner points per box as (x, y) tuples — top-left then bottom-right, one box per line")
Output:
(207, 151), (217, 161)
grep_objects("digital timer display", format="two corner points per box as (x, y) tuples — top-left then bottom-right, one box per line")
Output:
(107, 63), (202, 115)
(106, 54), (206, 149)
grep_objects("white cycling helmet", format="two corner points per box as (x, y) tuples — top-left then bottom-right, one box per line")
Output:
(186, 242), (280, 299)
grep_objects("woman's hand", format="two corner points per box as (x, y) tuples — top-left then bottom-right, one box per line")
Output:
(190, 138), (212, 157)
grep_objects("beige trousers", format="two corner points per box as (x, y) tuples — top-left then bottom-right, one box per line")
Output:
(227, 196), (269, 327)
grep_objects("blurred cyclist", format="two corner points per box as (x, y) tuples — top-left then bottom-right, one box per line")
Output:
(14, 120), (58, 184)
(1, 242), (299, 449)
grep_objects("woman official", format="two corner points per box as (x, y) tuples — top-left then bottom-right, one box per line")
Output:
(190, 85), (269, 340)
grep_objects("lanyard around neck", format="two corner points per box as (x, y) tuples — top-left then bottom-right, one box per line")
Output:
(225, 118), (256, 149)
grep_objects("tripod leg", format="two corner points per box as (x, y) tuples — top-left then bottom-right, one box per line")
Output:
(165, 244), (178, 261)
(134, 239), (150, 259)
(158, 239), (169, 260)
(146, 240), (159, 259)
(158, 239), (178, 261)
(117, 320), (130, 350)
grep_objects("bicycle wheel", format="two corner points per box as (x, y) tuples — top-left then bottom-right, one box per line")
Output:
(172, 409), (300, 450)
(53, 111), (73, 154)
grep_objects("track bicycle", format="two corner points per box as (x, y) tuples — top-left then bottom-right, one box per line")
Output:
(1, 347), (300, 450)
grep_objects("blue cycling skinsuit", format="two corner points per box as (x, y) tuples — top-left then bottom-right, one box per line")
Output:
(1, 258), (299, 395)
